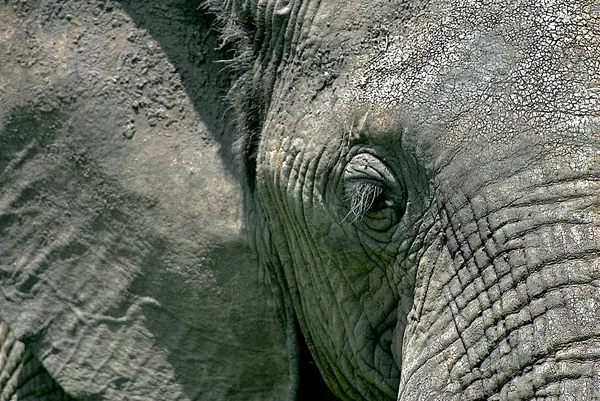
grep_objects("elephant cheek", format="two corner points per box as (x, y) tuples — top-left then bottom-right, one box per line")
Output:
(396, 218), (600, 400)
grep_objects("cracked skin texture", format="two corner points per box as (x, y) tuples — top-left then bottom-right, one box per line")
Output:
(1, 0), (600, 401)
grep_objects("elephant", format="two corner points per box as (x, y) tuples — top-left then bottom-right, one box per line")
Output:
(0, 1), (295, 400)
(1, 0), (600, 400)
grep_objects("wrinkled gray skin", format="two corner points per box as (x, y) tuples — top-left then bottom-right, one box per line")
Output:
(216, 0), (600, 399)
(1, 0), (600, 401)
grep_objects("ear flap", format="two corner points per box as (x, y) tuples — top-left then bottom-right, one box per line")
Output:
(0, 2), (292, 400)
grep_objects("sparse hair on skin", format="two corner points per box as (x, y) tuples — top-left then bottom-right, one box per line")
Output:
(202, 0), (262, 188)
(343, 181), (384, 223)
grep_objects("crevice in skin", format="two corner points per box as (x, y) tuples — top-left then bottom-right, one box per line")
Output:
(296, 321), (339, 401)
(240, 96), (263, 190)
(483, 336), (600, 400)
(438, 203), (484, 386)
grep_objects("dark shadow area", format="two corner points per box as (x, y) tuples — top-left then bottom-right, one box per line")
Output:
(297, 323), (340, 401)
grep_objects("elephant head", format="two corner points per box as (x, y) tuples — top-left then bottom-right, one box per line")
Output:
(1, 0), (600, 400)
(210, 0), (600, 399)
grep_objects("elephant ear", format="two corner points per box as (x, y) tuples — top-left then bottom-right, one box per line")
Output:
(0, 1), (292, 400)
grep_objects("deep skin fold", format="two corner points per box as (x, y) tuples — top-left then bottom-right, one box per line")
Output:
(215, 0), (600, 399)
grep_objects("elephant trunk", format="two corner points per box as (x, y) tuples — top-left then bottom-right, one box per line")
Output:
(396, 170), (600, 400)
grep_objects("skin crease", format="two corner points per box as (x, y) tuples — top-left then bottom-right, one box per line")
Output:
(235, 0), (600, 399)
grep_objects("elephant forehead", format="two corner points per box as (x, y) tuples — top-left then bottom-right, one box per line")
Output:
(351, 0), (600, 147)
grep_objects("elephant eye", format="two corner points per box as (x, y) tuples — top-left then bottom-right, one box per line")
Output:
(345, 181), (391, 220)
(343, 153), (406, 230)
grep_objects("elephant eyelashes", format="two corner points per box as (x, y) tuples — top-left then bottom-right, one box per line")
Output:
(343, 153), (406, 230)
(345, 181), (390, 220)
